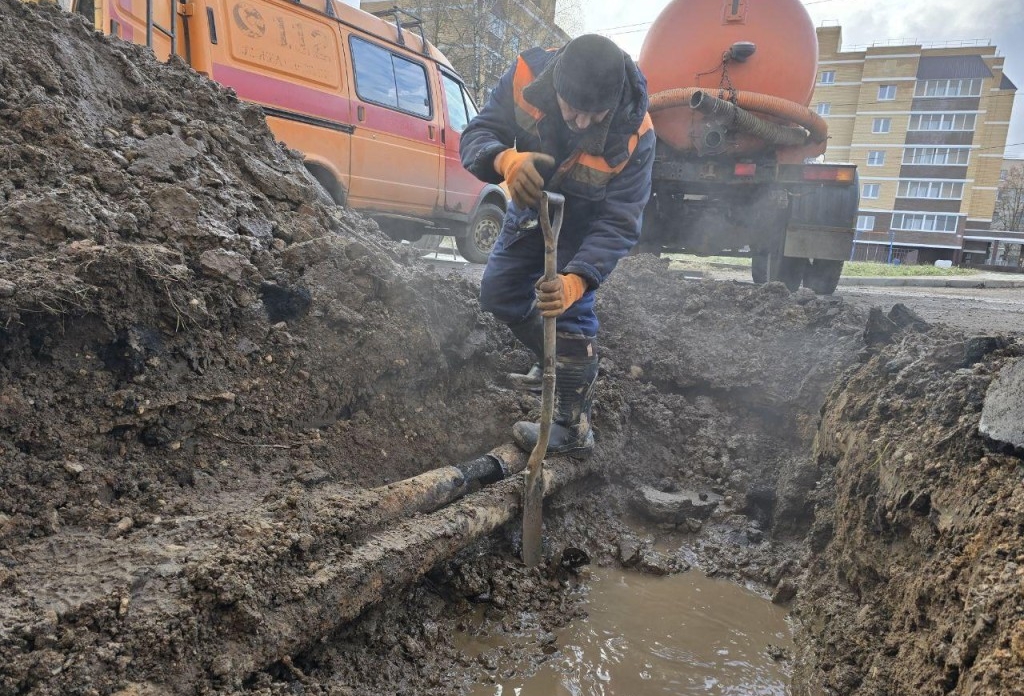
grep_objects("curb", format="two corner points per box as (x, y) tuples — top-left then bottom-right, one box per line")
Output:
(838, 277), (1024, 289)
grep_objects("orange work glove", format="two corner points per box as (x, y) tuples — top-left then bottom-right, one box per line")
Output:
(494, 148), (556, 209)
(536, 273), (587, 318)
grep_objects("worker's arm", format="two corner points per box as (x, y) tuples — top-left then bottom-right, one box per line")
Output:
(562, 128), (656, 289)
(460, 62), (519, 185)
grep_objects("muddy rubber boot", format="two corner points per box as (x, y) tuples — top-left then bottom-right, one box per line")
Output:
(508, 363), (543, 392)
(513, 336), (598, 457)
(506, 313), (544, 391)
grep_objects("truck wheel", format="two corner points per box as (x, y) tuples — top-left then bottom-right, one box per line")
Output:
(773, 256), (806, 292)
(753, 253), (805, 291)
(751, 254), (768, 284)
(457, 203), (503, 264)
(804, 259), (844, 295)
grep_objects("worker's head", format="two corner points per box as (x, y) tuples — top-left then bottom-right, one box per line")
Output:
(553, 34), (625, 133)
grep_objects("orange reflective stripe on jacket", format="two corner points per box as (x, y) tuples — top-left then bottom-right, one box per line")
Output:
(512, 55), (652, 189)
(560, 114), (654, 188)
(512, 56), (544, 134)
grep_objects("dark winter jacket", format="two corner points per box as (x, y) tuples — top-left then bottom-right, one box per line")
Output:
(460, 46), (655, 289)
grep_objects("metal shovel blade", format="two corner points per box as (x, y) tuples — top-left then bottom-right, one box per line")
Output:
(522, 192), (564, 567)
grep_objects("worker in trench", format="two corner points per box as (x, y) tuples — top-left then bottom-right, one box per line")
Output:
(461, 34), (655, 457)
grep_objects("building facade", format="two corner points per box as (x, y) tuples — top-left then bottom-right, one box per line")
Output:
(812, 26), (1017, 265)
(362, 0), (569, 105)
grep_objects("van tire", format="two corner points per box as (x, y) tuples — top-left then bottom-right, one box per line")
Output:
(305, 164), (346, 206)
(457, 203), (503, 264)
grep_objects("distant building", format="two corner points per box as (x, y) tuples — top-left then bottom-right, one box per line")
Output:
(812, 26), (1017, 266)
(362, 0), (569, 104)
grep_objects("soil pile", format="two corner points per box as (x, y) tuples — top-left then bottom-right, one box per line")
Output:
(793, 333), (1024, 695)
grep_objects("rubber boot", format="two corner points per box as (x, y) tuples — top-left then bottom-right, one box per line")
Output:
(513, 336), (598, 457)
(506, 313), (544, 392)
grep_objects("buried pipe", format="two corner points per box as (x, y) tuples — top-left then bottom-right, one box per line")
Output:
(361, 443), (526, 519)
(213, 450), (600, 684)
(689, 90), (811, 148)
(315, 444), (530, 541)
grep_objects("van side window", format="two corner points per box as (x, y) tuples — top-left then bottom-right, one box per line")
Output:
(442, 74), (470, 133)
(350, 36), (431, 119)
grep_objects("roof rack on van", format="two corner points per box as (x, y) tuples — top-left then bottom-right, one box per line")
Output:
(370, 6), (429, 56)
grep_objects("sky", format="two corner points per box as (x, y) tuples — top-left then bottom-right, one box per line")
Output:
(583, 0), (1024, 157)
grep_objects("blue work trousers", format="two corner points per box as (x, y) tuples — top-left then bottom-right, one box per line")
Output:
(480, 222), (598, 337)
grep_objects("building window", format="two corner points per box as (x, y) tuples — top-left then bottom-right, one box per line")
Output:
(914, 78), (984, 98)
(819, 70), (836, 85)
(908, 113), (976, 131)
(856, 215), (876, 231)
(867, 151), (886, 166)
(902, 147), (971, 165)
(862, 183), (880, 199)
(890, 213), (959, 232)
(897, 180), (964, 200)
(877, 84), (897, 101)
(872, 118), (892, 134)
(816, 102), (831, 115)
(1000, 169), (1009, 181)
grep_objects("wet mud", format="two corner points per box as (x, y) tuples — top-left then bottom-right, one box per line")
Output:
(457, 566), (793, 695)
(1, 3), (1022, 695)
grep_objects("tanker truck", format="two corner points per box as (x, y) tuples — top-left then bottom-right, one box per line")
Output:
(636, 0), (858, 294)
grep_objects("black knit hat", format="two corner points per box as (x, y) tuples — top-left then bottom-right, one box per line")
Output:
(553, 34), (626, 113)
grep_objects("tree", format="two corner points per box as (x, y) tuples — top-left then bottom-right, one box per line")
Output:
(994, 165), (1024, 233)
(365, 0), (571, 104)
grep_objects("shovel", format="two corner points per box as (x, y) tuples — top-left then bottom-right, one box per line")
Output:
(522, 191), (565, 568)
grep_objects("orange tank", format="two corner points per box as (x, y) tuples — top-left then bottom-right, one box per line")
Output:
(638, 0), (820, 155)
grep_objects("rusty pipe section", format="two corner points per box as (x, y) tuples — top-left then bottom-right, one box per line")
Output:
(689, 90), (810, 148)
(218, 451), (600, 682)
(361, 443), (528, 521)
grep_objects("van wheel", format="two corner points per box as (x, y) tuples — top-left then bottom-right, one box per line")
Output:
(457, 203), (503, 264)
(305, 163), (346, 206)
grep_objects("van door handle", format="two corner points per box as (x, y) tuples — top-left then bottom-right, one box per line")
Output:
(428, 125), (435, 140)
(357, 105), (365, 122)
(440, 128), (446, 144)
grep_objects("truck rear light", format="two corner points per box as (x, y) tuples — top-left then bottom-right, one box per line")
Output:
(803, 166), (856, 183)
(734, 163), (757, 177)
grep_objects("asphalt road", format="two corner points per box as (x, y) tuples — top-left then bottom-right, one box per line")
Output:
(416, 251), (1023, 336)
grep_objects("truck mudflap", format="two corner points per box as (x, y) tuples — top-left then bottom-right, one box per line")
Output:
(784, 224), (854, 262)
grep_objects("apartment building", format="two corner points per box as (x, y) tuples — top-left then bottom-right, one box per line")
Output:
(812, 26), (1017, 265)
(362, 0), (569, 104)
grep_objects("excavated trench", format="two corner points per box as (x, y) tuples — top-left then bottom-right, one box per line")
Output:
(2, 3), (1024, 695)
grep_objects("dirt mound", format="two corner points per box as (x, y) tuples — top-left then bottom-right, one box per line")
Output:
(0, 0), (511, 547)
(793, 334), (1024, 695)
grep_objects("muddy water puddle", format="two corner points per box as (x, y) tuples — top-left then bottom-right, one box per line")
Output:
(459, 567), (792, 695)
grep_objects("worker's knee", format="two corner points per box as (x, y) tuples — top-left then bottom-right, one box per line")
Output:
(479, 272), (532, 324)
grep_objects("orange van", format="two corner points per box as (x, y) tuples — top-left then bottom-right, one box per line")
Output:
(66, 0), (506, 262)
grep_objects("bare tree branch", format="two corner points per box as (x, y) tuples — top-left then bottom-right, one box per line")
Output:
(995, 165), (1024, 232)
